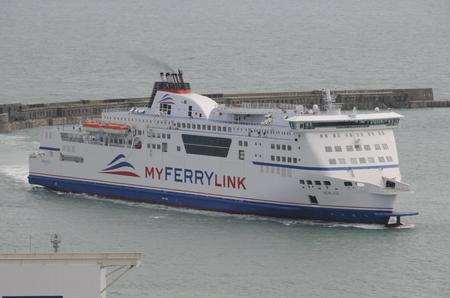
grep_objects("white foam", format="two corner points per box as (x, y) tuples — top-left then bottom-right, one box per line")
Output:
(0, 164), (29, 184)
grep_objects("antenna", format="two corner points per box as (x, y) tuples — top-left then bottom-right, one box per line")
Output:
(50, 233), (61, 253)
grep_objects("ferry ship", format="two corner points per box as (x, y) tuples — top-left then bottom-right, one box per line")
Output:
(28, 71), (418, 225)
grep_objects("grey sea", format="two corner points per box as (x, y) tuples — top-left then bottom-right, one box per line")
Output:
(1, 1), (450, 297)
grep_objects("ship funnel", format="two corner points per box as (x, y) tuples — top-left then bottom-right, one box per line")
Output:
(148, 69), (192, 107)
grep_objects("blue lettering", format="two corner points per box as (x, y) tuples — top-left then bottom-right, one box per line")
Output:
(194, 170), (204, 184)
(204, 171), (214, 186)
(184, 169), (193, 183)
(165, 167), (173, 180)
(174, 168), (182, 182)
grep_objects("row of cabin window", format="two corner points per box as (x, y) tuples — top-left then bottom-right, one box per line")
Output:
(238, 140), (262, 147)
(175, 122), (289, 136)
(271, 156), (299, 163)
(150, 132), (171, 139)
(271, 144), (292, 151)
(328, 156), (394, 165)
(299, 180), (332, 186)
(106, 116), (293, 137)
(325, 143), (388, 153)
(147, 142), (168, 152)
(299, 179), (359, 188)
(176, 122), (232, 132)
(319, 131), (386, 138)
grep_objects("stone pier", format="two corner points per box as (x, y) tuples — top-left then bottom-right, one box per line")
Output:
(1, 88), (449, 133)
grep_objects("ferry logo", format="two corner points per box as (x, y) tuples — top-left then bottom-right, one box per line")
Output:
(100, 154), (140, 177)
(144, 166), (246, 190)
(159, 94), (175, 105)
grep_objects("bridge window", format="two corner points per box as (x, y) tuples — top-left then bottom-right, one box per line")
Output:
(359, 157), (366, 163)
(355, 145), (362, 151)
(346, 145), (354, 152)
(338, 158), (346, 164)
(293, 158), (298, 163)
(324, 181), (331, 186)
(386, 156), (393, 162)
(159, 103), (172, 115)
(368, 157), (375, 163)
(378, 156), (386, 162)
(374, 144), (381, 150)
(334, 146), (342, 152)
(364, 145), (371, 151)
(314, 181), (322, 185)
(382, 143), (389, 150)
(325, 146), (332, 152)
(344, 181), (353, 186)
(329, 158), (337, 165)
(350, 158), (358, 164)
(239, 150), (245, 160)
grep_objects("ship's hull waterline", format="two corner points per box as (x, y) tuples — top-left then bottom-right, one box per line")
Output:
(29, 174), (394, 224)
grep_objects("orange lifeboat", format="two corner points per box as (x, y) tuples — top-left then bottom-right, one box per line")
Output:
(83, 120), (129, 134)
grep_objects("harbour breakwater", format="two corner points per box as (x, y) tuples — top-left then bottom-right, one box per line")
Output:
(1, 88), (448, 133)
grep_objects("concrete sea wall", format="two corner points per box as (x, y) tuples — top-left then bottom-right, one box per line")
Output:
(1, 88), (449, 133)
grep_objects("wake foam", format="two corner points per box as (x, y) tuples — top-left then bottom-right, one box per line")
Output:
(0, 164), (29, 184)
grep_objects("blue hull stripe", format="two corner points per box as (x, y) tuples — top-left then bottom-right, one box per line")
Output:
(252, 161), (399, 171)
(28, 174), (392, 224)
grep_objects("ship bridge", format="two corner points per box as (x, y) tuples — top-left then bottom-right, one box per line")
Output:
(287, 112), (403, 130)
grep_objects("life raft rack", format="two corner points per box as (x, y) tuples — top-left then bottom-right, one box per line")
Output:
(83, 120), (130, 134)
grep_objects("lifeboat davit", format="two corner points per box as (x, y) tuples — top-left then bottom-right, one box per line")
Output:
(83, 120), (129, 134)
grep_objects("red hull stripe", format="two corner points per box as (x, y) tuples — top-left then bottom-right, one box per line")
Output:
(160, 88), (191, 94)
(102, 171), (140, 177)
